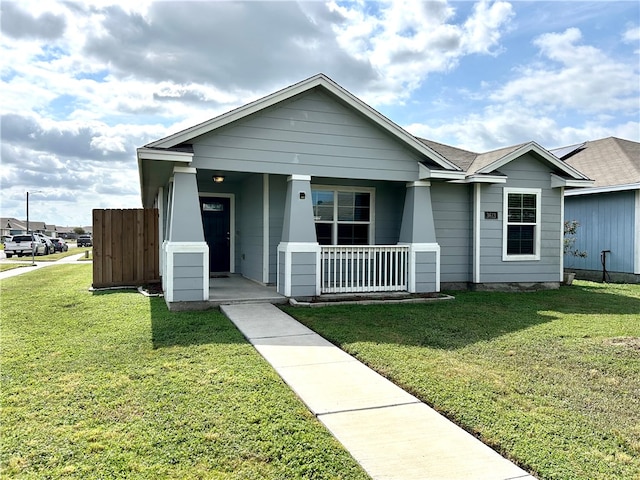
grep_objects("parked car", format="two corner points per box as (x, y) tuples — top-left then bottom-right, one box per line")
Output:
(77, 235), (92, 247)
(34, 233), (54, 255)
(3, 234), (46, 257)
(50, 238), (68, 252)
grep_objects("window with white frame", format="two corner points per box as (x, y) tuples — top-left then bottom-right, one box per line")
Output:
(503, 188), (541, 260)
(312, 186), (374, 245)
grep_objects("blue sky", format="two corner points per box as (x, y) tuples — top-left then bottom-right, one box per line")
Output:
(1, 0), (638, 227)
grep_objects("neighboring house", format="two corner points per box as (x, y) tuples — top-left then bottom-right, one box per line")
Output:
(553, 137), (640, 283)
(26, 222), (55, 237)
(0, 218), (27, 238)
(55, 226), (75, 239)
(137, 74), (592, 308)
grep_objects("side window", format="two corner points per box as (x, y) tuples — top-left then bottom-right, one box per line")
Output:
(503, 188), (541, 261)
(312, 187), (374, 245)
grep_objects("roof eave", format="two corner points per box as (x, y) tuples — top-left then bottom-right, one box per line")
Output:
(550, 174), (595, 189)
(449, 174), (508, 184)
(137, 147), (194, 207)
(565, 181), (639, 196)
(419, 163), (466, 180)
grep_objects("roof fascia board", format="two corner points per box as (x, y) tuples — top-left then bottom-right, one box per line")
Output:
(564, 182), (639, 196)
(476, 142), (591, 180)
(419, 163), (465, 180)
(450, 174), (508, 184)
(146, 74), (460, 171)
(550, 173), (595, 189)
(137, 147), (194, 163)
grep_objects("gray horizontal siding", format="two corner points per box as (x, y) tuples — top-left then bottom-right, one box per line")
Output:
(290, 251), (317, 297)
(565, 190), (636, 273)
(479, 154), (561, 283)
(174, 253), (205, 268)
(432, 183), (472, 283)
(191, 89), (421, 181)
(415, 251), (437, 292)
(172, 252), (205, 301)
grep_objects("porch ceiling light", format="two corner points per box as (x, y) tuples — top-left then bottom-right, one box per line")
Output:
(212, 175), (225, 183)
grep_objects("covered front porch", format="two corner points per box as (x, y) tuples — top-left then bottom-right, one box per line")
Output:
(154, 167), (442, 309)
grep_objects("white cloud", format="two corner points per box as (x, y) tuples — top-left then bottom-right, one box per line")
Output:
(406, 101), (640, 152)
(490, 28), (639, 113)
(623, 25), (640, 43)
(327, 0), (514, 104)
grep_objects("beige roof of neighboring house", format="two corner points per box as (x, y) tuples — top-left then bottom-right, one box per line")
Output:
(1, 218), (26, 230)
(554, 137), (640, 188)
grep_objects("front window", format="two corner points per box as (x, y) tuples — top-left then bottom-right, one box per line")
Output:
(312, 187), (373, 245)
(503, 188), (541, 261)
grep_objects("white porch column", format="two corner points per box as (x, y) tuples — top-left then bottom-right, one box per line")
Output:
(399, 181), (440, 293)
(164, 166), (209, 303)
(277, 175), (320, 297)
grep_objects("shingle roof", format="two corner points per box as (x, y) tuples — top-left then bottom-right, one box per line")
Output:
(0, 218), (26, 230)
(554, 137), (640, 188)
(417, 138), (478, 171)
(466, 143), (528, 174)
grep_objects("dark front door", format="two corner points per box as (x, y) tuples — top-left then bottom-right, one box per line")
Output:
(200, 197), (231, 273)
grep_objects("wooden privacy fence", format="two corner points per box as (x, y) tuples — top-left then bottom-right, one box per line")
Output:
(92, 209), (159, 288)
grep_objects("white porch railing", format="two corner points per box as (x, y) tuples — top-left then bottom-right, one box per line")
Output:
(320, 245), (409, 294)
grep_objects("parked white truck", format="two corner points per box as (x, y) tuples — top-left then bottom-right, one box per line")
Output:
(4, 234), (47, 258)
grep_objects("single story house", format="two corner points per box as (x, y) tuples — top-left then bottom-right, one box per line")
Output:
(137, 74), (593, 309)
(553, 137), (640, 283)
(0, 218), (55, 238)
(1, 218), (27, 239)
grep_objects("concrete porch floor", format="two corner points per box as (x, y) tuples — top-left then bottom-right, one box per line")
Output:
(208, 274), (287, 306)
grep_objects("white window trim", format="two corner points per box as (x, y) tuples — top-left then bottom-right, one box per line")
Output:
(311, 185), (375, 245)
(502, 187), (541, 262)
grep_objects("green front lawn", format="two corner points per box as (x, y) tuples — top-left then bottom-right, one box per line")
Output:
(285, 282), (640, 480)
(0, 266), (368, 479)
(0, 263), (32, 273)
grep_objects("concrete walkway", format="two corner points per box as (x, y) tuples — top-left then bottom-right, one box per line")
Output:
(221, 303), (536, 480)
(0, 252), (87, 280)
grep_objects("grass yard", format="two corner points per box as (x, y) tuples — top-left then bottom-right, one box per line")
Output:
(0, 263), (31, 273)
(0, 265), (368, 479)
(285, 282), (640, 480)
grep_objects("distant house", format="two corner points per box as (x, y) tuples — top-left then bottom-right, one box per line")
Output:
(553, 137), (640, 283)
(137, 74), (593, 308)
(0, 218), (27, 238)
(0, 218), (58, 239)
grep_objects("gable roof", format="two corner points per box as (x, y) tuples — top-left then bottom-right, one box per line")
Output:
(418, 139), (477, 171)
(551, 137), (640, 189)
(418, 138), (591, 183)
(146, 73), (461, 172)
(1, 218), (26, 230)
